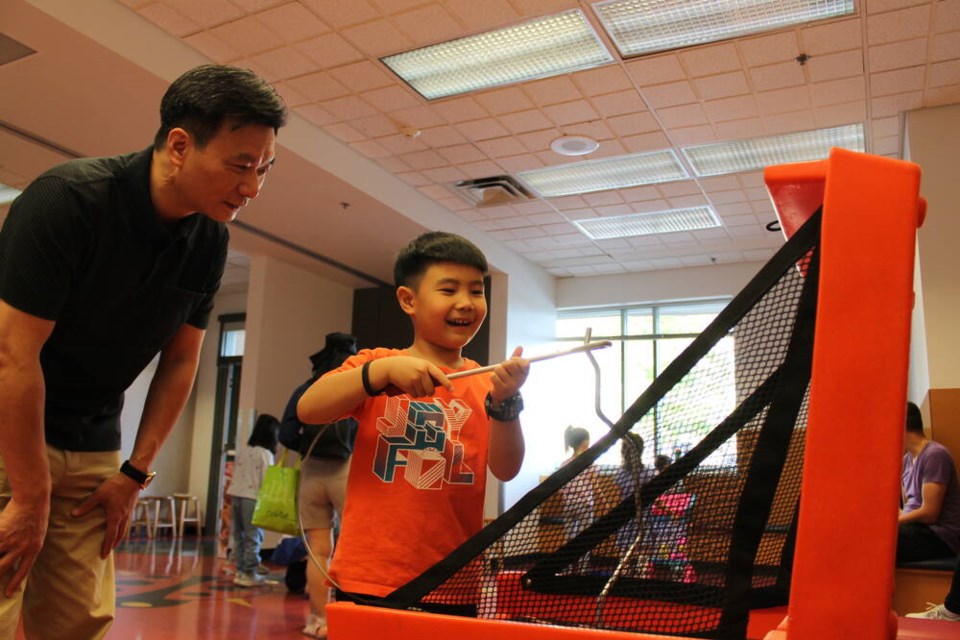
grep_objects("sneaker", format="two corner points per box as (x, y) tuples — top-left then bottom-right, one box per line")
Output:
(906, 603), (960, 621)
(255, 563), (270, 575)
(301, 614), (327, 638)
(233, 572), (265, 587)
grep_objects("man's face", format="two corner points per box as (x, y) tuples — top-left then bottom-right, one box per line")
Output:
(177, 121), (276, 222)
(403, 262), (488, 351)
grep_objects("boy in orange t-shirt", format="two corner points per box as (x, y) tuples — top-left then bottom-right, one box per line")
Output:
(297, 231), (529, 627)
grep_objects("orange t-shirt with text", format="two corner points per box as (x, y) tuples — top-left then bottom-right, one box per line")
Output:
(326, 348), (492, 598)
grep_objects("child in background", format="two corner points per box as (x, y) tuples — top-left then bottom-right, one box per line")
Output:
(228, 413), (279, 587)
(298, 231), (529, 611)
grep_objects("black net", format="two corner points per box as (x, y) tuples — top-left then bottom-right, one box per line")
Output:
(364, 211), (822, 639)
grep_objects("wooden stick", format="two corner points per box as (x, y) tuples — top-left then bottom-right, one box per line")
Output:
(447, 340), (612, 380)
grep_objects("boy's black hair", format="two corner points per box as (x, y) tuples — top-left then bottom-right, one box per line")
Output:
(249, 413), (280, 455)
(154, 64), (287, 149)
(905, 401), (924, 435)
(393, 231), (488, 288)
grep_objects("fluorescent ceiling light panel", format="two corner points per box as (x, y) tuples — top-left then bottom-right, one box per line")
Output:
(683, 124), (865, 177)
(381, 10), (613, 100)
(593, 0), (855, 57)
(518, 150), (688, 198)
(0, 183), (21, 205)
(574, 206), (722, 239)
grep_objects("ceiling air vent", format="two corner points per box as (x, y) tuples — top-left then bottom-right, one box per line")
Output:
(452, 175), (535, 208)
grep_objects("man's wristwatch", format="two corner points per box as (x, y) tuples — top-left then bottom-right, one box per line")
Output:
(120, 460), (156, 489)
(485, 392), (524, 422)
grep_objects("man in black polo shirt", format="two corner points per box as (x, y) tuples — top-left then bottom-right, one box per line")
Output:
(0, 64), (286, 638)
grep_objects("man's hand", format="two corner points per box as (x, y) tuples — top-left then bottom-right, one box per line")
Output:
(71, 474), (140, 558)
(0, 495), (49, 597)
(489, 346), (529, 403)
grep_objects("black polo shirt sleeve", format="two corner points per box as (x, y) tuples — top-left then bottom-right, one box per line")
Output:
(0, 176), (90, 321)
(186, 226), (228, 330)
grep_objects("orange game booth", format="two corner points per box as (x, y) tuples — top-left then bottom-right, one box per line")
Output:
(327, 149), (952, 639)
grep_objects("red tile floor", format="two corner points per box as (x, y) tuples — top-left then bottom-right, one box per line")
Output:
(108, 537), (311, 639)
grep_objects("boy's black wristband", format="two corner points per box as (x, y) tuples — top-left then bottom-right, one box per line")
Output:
(485, 391), (524, 422)
(361, 361), (385, 396)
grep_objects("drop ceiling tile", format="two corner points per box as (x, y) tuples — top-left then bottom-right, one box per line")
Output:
(548, 195), (588, 210)
(593, 203), (634, 217)
(517, 129), (562, 152)
(680, 43), (741, 77)
(709, 190), (749, 205)
(622, 185), (667, 202)
(184, 31), (240, 62)
(295, 33), (365, 68)
(420, 166), (469, 183)
(870, 66), (926, 96)
(524, 76), (585, 106)
(348, 114), (399, 138)
(631, 199), (671, 213)
(287, 71), (351, 102)
(929, 59), (960, 88)
(432, 97), (489, 123)
(475, 87), (536, 115)
(728, 224), (765, 238)
(295, 103), (338, 126)
(763, 108), (817, 133)
(625, 54), (686, 86)
(454, 118), (511, 141)
(323, 122), (365, 142)
(137, 4), (200, 37)
(374, 133), (428, 154)
(871, 91), (924, 117)
(321, 95), (379, 119)
(397, 170), (431, 186)
(392, 4), (464, 45)
(590, 90), (645, 118)
(641, 81), (698, 108)
(300, 0), (380, 29)
(812, 100), (867, 127)
(258, 2), (331, 43)
(738, 172), (766, 189)
(564, 120), (615, 141)
(208, 16), (284, 53)
(397, 148), (447, 170)
(867, 5), (931, 45)
(515, 203), (557, 217)
(475, 136), (529, 158)
(718, 206), (755, 219)
(249, 46), (316, 81)
(704, 95), (759, 122)
(418, 183), (455, 200)
(499, 109), (553, 134)
(361, 85), (422, 111)
(807, 50), (864, 82)
(163, 0), (242, 28)
(605, 111), (661, 136)
(543, 100), (600, 126)
(511, 0), (580, 17)
(376, 155), (412, 172)
(350, 139), (391, 158)
(756, 86), (812, 115)
(654, 103), (709, 128)
(800, 18), (864, 55)
(582, 190), (625, 206)
(497, 154), (545, 173)
(455, 159), (503, 177)
(328, 60), (394, 91)
(443, 0), (521, 31)
(620, 131), (671, 153)
(869, 38), (929, 72)
(693, 71), (750, 100)
(668, 124), (718, 146)
(231, 0), (287, 11)
(738, 31), (800, 67)
(934, 0), (960, 32)
(749, 61), (806, 91)
(388, 105), (446, 128)
(811, 77), (866, 106)
(573, 65), (634, 96)
(931, 32), (960, 62)
(342, 19), (415, 56)
(700, 176), (741, 191)
(417, 125), (468, 147)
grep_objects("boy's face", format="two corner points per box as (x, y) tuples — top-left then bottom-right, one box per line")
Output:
(399, 261), (487, 350)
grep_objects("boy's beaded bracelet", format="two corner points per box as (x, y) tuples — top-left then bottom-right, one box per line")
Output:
(361, 361), (386, 396)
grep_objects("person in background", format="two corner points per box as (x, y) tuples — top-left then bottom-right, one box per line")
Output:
(0, 63), (285, 638)
(228, 414), (279, 587)
(279, 332), (359, 638)
(560, 426), (595, 541)
(298, 231), (529, 612)
(616, 432), (655, 550)
(654, 454), (673, 475)
(898, 402), (960, 562)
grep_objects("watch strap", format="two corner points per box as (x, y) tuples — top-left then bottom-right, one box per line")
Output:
(484, 391), (524, 422)
(120, 460), (154, 488)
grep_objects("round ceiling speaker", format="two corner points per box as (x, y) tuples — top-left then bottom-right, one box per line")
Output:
(550, 135), (599, 157)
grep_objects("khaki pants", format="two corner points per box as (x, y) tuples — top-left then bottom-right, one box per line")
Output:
(0, 447), (118, 640)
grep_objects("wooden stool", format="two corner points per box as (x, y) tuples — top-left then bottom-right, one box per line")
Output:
(129, 498), (153, 538)
(149, 496), (177, 537)
(172, 493), (202, 537)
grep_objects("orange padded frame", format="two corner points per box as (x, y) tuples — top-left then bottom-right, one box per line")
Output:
(328, 148), (931, 639)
